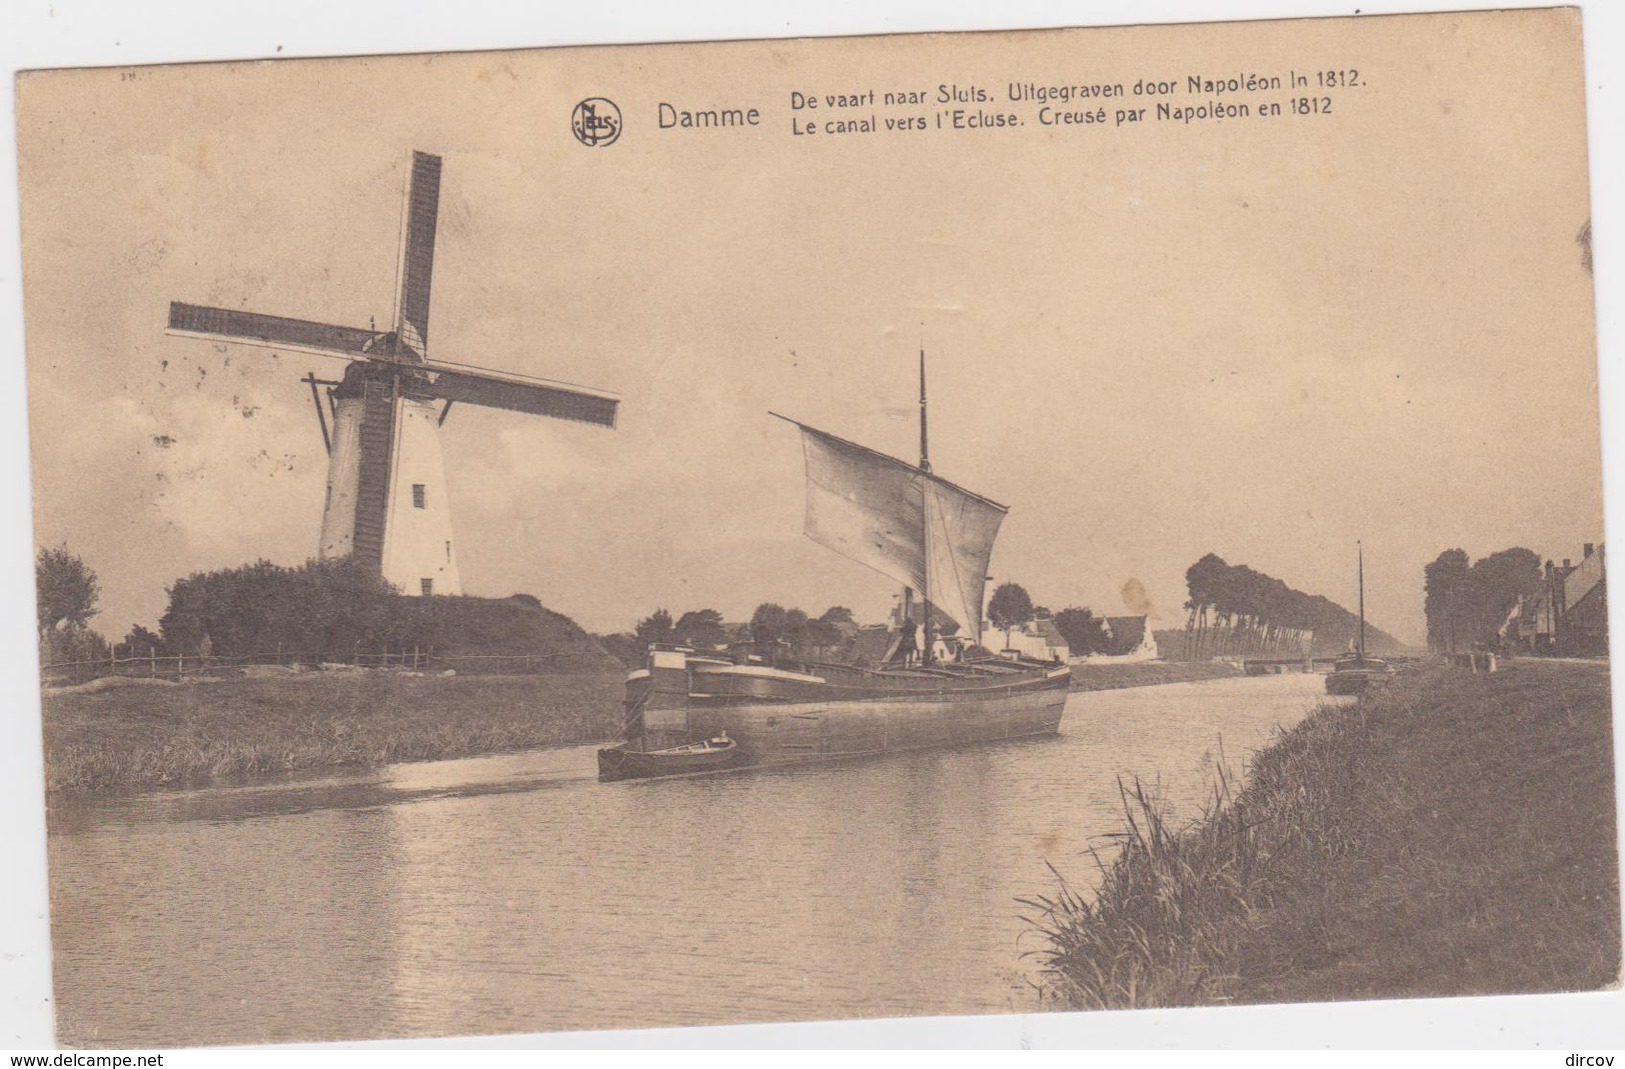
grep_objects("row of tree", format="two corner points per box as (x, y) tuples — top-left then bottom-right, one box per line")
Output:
(1423, 547), (1542, 652)
(39, 544), (1112, 673)
(30, 536), (1580, 675)
(601, 584), (1121, 666)
(600, 604), (862, 665)
(38, 531), (1132, 674)
(1181, 553), (1399, 657)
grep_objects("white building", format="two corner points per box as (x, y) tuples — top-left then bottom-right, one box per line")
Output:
(998, 619), (1070, 661)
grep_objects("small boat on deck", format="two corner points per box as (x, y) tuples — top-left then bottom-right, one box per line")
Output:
(597, 352), (1073, 782)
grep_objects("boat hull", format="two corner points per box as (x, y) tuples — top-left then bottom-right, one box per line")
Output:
(598, 654), (1072, 782)
(597, 743), (743, 782)
(1325, 667), (1394, 695)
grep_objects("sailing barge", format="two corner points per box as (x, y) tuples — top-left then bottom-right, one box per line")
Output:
(1325, 540), (1396, 695)
(598, 355), (1072, 782)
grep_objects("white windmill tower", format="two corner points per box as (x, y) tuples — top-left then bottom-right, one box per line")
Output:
(166, 151), (619, 595)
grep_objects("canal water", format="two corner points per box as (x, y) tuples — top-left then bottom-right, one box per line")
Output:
(47, 673), (1332, 1047)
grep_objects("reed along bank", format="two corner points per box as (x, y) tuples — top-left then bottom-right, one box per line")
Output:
(1022, 659), (1621, 1008)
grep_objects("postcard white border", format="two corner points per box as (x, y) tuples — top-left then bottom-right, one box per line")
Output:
(2, 0), (1620, 1052)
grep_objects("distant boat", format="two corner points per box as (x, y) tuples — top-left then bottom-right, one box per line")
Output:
(597, 352), (1072, 782)
(1326, 540), (1395, 695)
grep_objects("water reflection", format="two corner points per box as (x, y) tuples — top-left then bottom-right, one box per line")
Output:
(50, 805), (404, 1047)
(49, 674), (1332, 1046)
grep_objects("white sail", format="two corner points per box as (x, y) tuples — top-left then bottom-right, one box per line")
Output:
(793, 421), (1006, 644)
(922, 475), (1006, 646)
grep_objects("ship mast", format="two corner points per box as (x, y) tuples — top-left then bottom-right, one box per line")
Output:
(920, 349), (935, 666)
(1357, 540), (1366, 662)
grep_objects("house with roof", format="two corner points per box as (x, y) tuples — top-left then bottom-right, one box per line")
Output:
(998, 618), (1071, 662)
(1502, 542), (1607, 655)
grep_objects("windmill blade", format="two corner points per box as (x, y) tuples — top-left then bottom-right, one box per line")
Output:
(393, 151), (442, 359)
(421, 358), (619, 428)
(166, 302), (380, 361)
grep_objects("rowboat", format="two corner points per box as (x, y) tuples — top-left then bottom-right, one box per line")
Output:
(596, 734), (741, 781)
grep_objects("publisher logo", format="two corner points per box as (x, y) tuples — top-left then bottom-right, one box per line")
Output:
(571, 98), (622, 147)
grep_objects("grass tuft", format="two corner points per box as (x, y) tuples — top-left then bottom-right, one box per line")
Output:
(1021, 661), (1621, 1009)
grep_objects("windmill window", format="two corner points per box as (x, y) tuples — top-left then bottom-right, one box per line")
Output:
(412, 484), (426, 509)
(420, 578), (434, 597)
(445, 540), (452, 562)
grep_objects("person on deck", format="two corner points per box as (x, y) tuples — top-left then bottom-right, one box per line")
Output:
(896, 618), (919, 666)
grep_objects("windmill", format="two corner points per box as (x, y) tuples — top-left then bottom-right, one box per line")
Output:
(166, 151), (619, 597)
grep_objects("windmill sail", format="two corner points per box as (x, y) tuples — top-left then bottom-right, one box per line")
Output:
(394, 151), (442, 358)
(788, 419), (1006, 644)
(422, 359), (620, 427)
(167, 303), (381, 359)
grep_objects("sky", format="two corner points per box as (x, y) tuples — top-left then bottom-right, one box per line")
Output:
(14, 9), (1603, 648)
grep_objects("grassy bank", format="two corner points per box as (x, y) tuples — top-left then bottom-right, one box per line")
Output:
(1022, 660), (1621, 1008)
(44, 658), (1247, 795)
(1070, 660), (1242, 692)
(42, 669), (624, 793)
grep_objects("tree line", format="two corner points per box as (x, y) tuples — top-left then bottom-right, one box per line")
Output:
(600, 584), (1123, 666)
(598, 604), (861, 665)
(1422, 547), (1541, 652)
(36, 543), (1132, 674)
(1181, 553), (1396, 657)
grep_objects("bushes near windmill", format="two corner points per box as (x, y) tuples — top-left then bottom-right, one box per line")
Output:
(154, 557), (616, 673)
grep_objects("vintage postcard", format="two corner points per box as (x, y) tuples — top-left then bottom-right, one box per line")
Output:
(10, 5), (1620, 1049)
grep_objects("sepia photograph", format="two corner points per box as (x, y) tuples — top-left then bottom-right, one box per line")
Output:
(2, 0), (1621, 1051)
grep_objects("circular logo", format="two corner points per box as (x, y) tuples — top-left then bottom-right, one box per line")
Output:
(571, 97), (622, 147)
